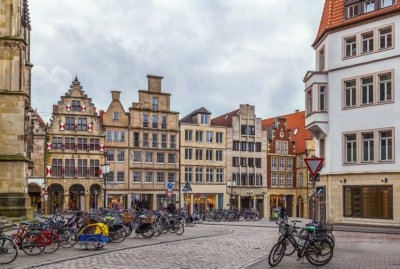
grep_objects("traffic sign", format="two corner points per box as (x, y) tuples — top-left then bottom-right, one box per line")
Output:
(167, 190), (173, 198)
(167, 182), (173, 190)
(304, 158), (324, 178)
(182, 181), (192, 192)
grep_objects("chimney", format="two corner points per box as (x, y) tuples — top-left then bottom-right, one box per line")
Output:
(111, 91), (121, 101)
(147, 75), (163, 93)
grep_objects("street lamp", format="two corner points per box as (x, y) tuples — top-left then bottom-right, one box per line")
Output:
(93, 189), (98, 209)
(101, 163), (110, 208)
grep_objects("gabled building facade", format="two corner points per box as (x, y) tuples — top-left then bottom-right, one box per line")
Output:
(129, 75), (180, 210)
(101, 91), (130, 209)
(46, 77), (105, 213)
(305, 0), (400, 225)
(212, 104), (268, 217)
(180, 107), (228, 213)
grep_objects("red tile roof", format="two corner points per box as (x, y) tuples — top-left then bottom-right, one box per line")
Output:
(211, 109), (240, 127)
(262, 111), (313, 154)
(314, 0), (400, 47)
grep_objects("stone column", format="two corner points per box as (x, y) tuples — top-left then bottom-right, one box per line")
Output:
(152, 193), (158, 210)
(84, 193), (90, 211)
(63, 193), (69, 211)
(253, 195), (256, 210)
(127, 194), (132, 209)
(238, 195), (241, 211)
(266, 195), (271, 219)
(190, 194), (194, 214)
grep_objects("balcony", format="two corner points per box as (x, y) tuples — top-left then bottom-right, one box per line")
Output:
(303, 71), (327, 89)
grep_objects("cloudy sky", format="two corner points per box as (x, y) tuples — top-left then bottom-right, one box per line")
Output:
(30, 0), (324, 122)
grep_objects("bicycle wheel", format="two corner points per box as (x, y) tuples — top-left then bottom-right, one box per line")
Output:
(21, 232), (46, 256)
(0, 237), (18, 264)
(43, 232), (60, 254)
(109, 226), (127, 243)
(85, 236), (100, 251)
(268, 242), (286, 267)
(59, 229), (78, 248)
(172, 222), (184, 236)
(283, 238), (296, 256)
(141, 225), (154, 239)
(306, 239), (333, 266)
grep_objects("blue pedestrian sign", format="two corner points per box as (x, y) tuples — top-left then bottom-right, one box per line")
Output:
(167, 182), (173, 190)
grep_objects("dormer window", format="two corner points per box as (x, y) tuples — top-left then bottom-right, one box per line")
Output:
(364, 0), (376, 13)
(347, 4), (359, 18)
(152, 97), (158, 110)
(200, 113), (208, 125)
(381, 0), (394, 8)
(72, 100), (81, 111)
(113, 112), (119, 121)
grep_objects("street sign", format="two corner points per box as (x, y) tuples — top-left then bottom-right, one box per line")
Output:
(182, 181), (192, 192)
(167, 182), (173, 190)
(304, 158), (324, 178)
(167, 190), (173, 198)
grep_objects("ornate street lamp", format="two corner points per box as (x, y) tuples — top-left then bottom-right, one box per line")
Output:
(101, 163), (110, 208)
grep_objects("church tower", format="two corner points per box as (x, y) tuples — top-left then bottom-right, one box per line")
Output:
(0, 0), (34, 217)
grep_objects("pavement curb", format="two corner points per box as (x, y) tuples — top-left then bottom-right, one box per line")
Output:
(15, 228), (234, 269)
(242, 255), (267, 269)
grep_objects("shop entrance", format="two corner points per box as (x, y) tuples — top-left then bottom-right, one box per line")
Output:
(28, 183), (42, 210)
(69, 184), (85, 211)
(48, 184), (63, 214)
(90, 184), (101, 209)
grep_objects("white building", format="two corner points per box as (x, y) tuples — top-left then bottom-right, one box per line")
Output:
(304, 0), (400, 226)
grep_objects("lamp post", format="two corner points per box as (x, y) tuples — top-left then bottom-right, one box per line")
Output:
(93, 189), (98, 209)
(101, 163), (110, 208)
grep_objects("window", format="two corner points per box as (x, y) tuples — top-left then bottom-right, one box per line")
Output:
(306, 89), (312, 115)
(345, 36), (357, 57)
(77, 117), (87, 131)
(241, 174), (247, 185)
(152, 133), (158, 148)
(89, 138), (100, 151)
(379, 27), (392, 49)
(157, 172), (164, 183)
(345, 133), (357, 163)
(185, 130), (193, 141)
(64, 159), (75, 177)
(248, 158), (254, 167)
(161, 134), (167, 149)
(195, 167), (203, 183)
(216, 150), (223, 162)
(52, 137), (62, 150)
(362, 32), (374, 53)
(201, 114), (208, 124)
(168, 173), (176, 183)
(206, 150), (213, 161)
(379, 73), (392, 102)
(279, 173), (284, 186)
(113, 131), (118, 141)
(106, 131), (112, 142)
(216, 132), (223, 143)
(255, 142), (262, 152)
(152, 115), (158, 128)
(185, 148), (193, 160)
(287, 173), (292, 187)
(107, 171), (114, 182)
(77, 138), (87, 150)
(381, 0), (394, 8)
(71, 100), (81, 111)
(287, 158), (293, 170)
(117, 171), (124, 182)
(143, 133), (149, 148)
(106, 150), (114, 162)
(157, 152), (165, 164)
(133, 151), (141, 163)
(206, 168), (213, 183)
(279, 157), (285, 170)
(344, 80), (357, 107)
(361, 77), (374, 105)
(65, 137), (75, 150)
(117, 151), (125, 162)
(240, 157), (247, 167)
(120, 131), (125, 142)
(380, 130), (393, 161)
(77, 159), (87, 177)
(133, 132), (139, 147)
(276, 140), (281, 154)
(344, 186), (392, 219)
(233, 157), (239, 167)
(145, 152), (153, 163)
(161, 116), (167, 129)
(185, 167), (192, 182)
(233, 141), (239, 151)
(143, 114), (149, 128)
(195, 149), (203, 160)
(248, 142), (254, 152)
(255, 158), (262, 168)
(152, 97), (158, 110)
(282, 141), (288, 154)
(113, 112), (119, 121)
(320, 139), (325, 159)
(347, 4), (358, 18)
(145, 172), (153, 183)
(89, 160), (100, 177)
(362, 132), (374, 162)
(168, 153), (175, 164)
(364, 0), (375, 12)
(319, 85), (326, 111)
(170, 135), (176, 149)
(216, 168), (223, 183)
(299, 173), (304, 188)
(271, 157), (277, 170)
(240, 141), (247, 151)
(195, 131), (203, 142)
(65, 117), (75, 130)
(206, 131), (213, 142)
(271, 172), (277, 186)
(318, 47), (325, 71)
(133, 171), (142, 183)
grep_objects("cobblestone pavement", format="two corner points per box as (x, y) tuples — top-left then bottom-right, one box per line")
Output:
(8, 224), (400, 269)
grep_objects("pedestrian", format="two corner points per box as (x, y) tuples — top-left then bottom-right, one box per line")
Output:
(279, 206), (287, 221)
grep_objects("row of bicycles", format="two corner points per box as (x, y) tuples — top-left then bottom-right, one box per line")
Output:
(268, 218), (335, 267)
(203, 209), (261, 222)
(0, 208), (196, 265)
